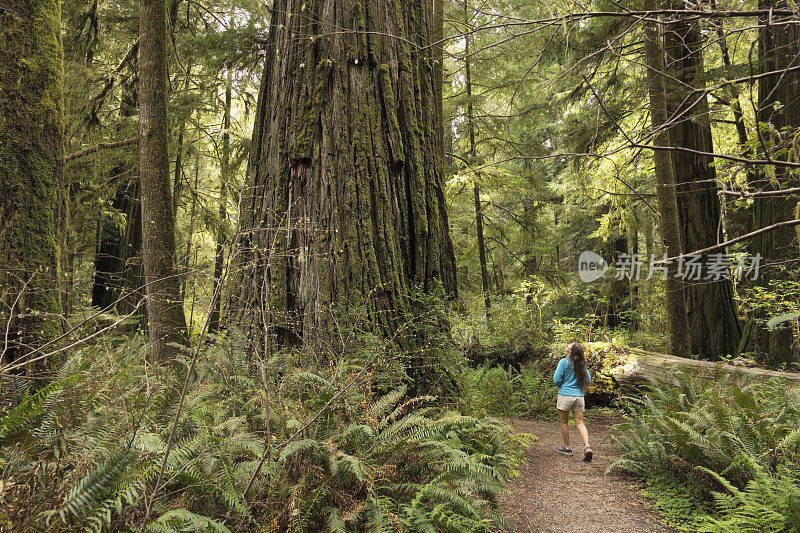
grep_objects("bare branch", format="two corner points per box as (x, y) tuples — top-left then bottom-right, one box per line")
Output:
(66, 137), (138, 163)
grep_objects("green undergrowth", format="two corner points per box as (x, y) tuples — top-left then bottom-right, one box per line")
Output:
(612, 370), (800, 532)
(637, 475), (707, 531)
(0, 329), (525, 532)
(459, 363), (556, 420)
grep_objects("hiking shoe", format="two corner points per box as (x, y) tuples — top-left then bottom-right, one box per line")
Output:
(557, 446), (573, 456)
(583, 446), (593, 462)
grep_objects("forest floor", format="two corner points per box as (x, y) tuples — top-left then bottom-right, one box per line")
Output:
(499, 415), (675, 533)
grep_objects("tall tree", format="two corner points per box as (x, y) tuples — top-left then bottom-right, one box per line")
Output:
(751, 0), (800, 363)
(235, 0), (457, 355)
(643, 0), (691, 357)
(139, 0), (188, 362)
(664, 5), (741, 357)
(0, 0), (65, 368)
(463, 0), (490, 313)
(209, 65), (232, 333)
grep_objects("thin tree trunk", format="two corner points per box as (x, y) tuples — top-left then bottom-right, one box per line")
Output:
(172, 126), (185, 218)
(234, 0), (457, 371)
(172, 61), (193, 219)
(709, 4), (757, 240)
(0, 0), (64, 369)
(643, 0), (691, 357)
(473, 184), (491, 311)
(209, 66), (231, 333)
(664, 2), (741, 358)
(464, 0), (490, 312)
(181, 149), (200, 308)
(139, 0), (188, 362)
(604, 236), (628, 328)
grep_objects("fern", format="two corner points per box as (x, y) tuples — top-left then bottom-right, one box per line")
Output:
(58, 444), (137, 524)
(0, 374), (80, 442)
(145, 508), (232, 533)
(613, 370), (800, 531)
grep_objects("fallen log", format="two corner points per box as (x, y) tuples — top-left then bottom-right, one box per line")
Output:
(608, 347), (800, 390)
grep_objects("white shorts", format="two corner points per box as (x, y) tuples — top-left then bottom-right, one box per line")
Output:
(557, 394), (585, 412)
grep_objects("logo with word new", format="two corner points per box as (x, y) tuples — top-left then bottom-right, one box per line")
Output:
(578, 251), (608, 282)
(576, 251), (762, 282)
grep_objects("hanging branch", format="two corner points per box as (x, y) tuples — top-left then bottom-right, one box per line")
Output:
(66, 137), (139, 163)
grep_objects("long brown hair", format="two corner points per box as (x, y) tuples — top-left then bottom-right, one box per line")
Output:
(569, 343), (588, 393)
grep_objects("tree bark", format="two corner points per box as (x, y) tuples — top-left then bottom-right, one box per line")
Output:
(139, 0), (188, 362)
(642, 0), (691, 357)
(751, 0), (800, 364)
(609, 347), (800, 392)
(234, 0), (457, 359)
(0, 0), (65, 369)
(664, 3), (741, 358)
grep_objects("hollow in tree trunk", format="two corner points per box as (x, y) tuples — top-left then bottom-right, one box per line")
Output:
(92, 89), (145, 320)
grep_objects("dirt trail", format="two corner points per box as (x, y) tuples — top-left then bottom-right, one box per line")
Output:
(499, 415), (674, 533)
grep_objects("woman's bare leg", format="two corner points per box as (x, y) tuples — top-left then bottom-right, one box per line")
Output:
(573, 410), (590, 448)
(558, 409), (570, 447)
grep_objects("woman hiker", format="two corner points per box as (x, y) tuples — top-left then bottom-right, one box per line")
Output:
(553, 342), (593, 461)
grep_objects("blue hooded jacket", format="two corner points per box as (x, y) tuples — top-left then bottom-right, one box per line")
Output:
(553, 356), (591, 396)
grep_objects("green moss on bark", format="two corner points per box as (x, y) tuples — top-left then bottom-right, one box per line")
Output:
(0, 0), (65, 367)
(235, 0), (456, 370)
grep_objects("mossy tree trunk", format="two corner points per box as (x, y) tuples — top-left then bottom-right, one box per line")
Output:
(751, 0), (800, 364)
(0, 0), (65, 369)
(642, 0), (691, 357)
(664, 5), (741, 358)
(139, 0), (188, 362)
(235, 0), (457, 359)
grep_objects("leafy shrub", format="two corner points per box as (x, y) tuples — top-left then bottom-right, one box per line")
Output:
(451, 296), (550, 368)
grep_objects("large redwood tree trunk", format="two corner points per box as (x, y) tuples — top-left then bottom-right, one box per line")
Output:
(664, 6), (741, 358)
(235, 0), (457, 356)
(751, 0), (800, 364)
(0, 0), (65, 369)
